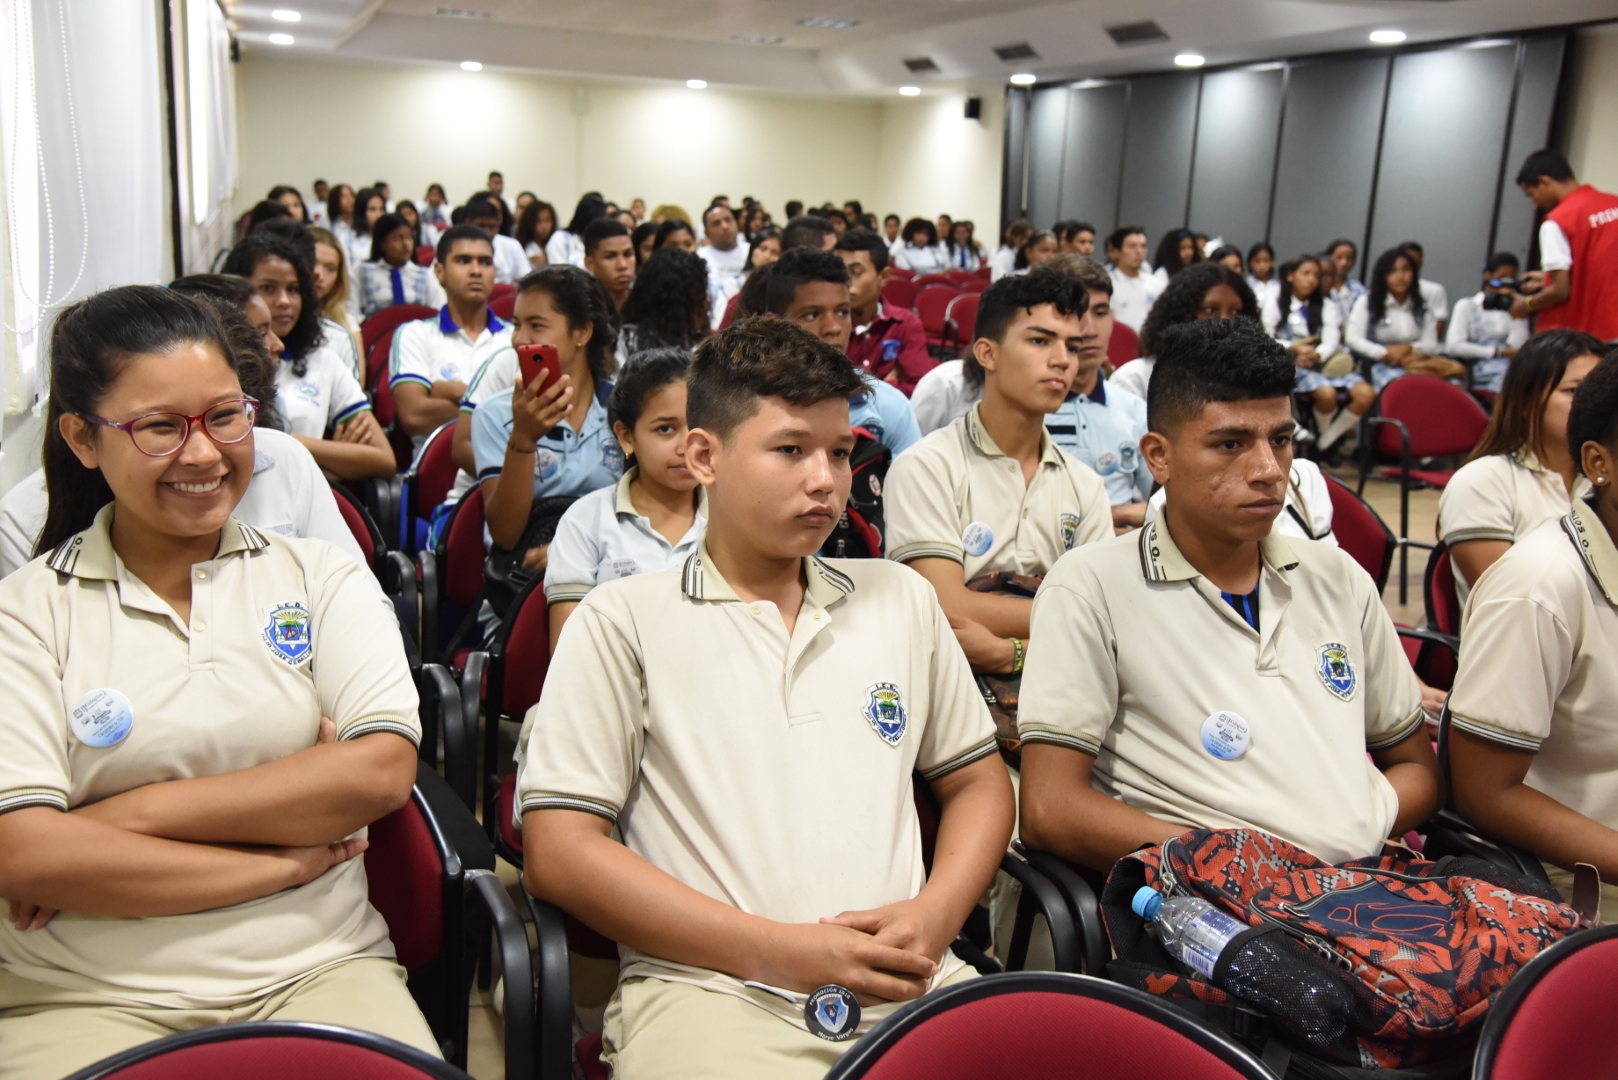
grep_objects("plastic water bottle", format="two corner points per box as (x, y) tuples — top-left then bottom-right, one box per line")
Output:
(1132, 886), (1249, 980)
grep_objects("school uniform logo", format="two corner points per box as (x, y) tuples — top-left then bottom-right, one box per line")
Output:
(1317, 643), (1356, 701)
(295, 379), (321, 403)
(1118, 444), (1138, 472)
(804, 984), (861, 1042)
(1094, 450), (1120, 477)
(263, 602), (314, 666)
(1060, 512), (1081, 551)
(601, 441), (625, 473)
(533, 447), (561, 482)
(863, 682), (907, 746)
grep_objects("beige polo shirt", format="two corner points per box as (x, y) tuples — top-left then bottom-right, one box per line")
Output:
(1017, 514), (1425, 865)
(885, 405), (1111, 580)
(514, 539), (998, 1030)
(0, 505), (419, 1008)
(1450, 498), (1618, 827)
(1437, 450), (1585, 604)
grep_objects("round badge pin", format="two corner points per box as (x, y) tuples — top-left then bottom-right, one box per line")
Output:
(804, 984), (861, 1042)
(1200, 710), (1251, 761)
(961, 521), (994, 557)
(69, 688), (135, 749)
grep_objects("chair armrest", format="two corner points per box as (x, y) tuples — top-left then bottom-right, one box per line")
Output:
(418, 550), (440, 664)
(412, 760), (495, 873)
(523, 889), (577, 1080)
(1019, 845), (1111, 976)
(459, 650), (488, 797)
(996, 847), (1081, 973)
(1423, 808), (1551, 886)
(420, 662), (475, 810)
(386, 551), (420, 639)
(1395, 625), (1460, 655)
(1366, 415), (1411, 467)
(466, 869), (534, 1080)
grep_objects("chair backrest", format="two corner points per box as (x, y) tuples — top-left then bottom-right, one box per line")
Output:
(415, 243), (436, 267)
(489, 283), (517, 303)
(329, 483), (385, 573)
(944, 270), (979, 287)
(410, 422), (461, 517)
(1107, 321), (1140, 368)
(366, 785), (445, 972)
(954, 277), (987, 294)
(489, 290), (517, 321)
(1324, 475), (1396, 592)
(973, 266), (991, 281)
(826, 972), (1271, 1080)
(1424, 541), (1462, 637)
(440, 488), (487, 609)
(914, 285), (959, 334)
(496, 573), (550, 719)
(1375, 374), (1490, 459)
(62, 1021), (470, 1080)
(361, 304), (437, 359)
(1474, 923), (1618, 1080)
(881, 277), (919, 311)
(945, 293), (980, 346)
(913, 273), (954, 290)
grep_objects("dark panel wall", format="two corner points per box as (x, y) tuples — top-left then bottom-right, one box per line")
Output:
(1188, 68), (1285, 252)
(1115, 74), (1199, 247)
(1057, 82), (1129, 231)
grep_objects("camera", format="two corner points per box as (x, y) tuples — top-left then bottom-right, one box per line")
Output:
(1482, 292), (1515, 312)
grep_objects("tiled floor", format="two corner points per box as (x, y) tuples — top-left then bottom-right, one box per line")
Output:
(458, 468), (1442, 1079)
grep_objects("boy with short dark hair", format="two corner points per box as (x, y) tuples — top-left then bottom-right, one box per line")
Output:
(582, 217), (635, 310)
(835, 228), (933, 395)
(1017, 318), (1440, 871)
(517, 317), (1013, 1079)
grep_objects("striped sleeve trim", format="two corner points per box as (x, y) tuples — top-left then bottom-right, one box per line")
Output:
(1016, 726), (1102, 756)
(332, 399), (371, 426)
(544, 582), (594, 604)
(1365, 704), (1427, 752)
(889, 541), (964, 565)
(390, 372), (433, 390)
(918, 737), (999, 781)
(341, 718), (422, 747)
(1448, 712), (1544, 754)
(0, 789), (69, 815)
(1440, 526), (1514, 545)
(476, 466), (503, 481)
(517, 793), (620, 826)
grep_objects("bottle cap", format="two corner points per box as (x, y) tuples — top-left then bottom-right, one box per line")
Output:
(1132, 886), (1164, 921)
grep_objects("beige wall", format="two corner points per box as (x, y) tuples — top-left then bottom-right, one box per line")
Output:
(235, 54), (1004, 228)
(1563, 23), (1618, 194)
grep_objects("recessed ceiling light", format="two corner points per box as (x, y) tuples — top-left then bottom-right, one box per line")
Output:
(271, 9), (301, 21)
(731, 33), (784, 45)
(798, 16), (859, 29)
(687, 79), (708, 89)
(898, 85), (921, 96)
(268, 33), (294, 45)
(1174, 53), (1205, 67)
(1009, 73), (1037, 86)
(1369, 29), (1406, 44)
(460, 60), (482, 71)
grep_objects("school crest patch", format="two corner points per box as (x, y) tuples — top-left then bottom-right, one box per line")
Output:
(1317, 642), (1356, 701)
(863, 682), (907, 746)
(1060, 512), (1081, 550)
(263, 602), (313, 666)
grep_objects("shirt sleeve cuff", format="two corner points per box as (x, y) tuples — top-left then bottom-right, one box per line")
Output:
(1448, 711), (1544, 754)
(340, 717), (422, 747)
(917, 737), (999, 781)
(544, 582), (594, 604)
(889, 541), (965, 565)
(516, 792), (620, 827)
(1365, 703), (1426, 751)
(0, 788), (69, 815)
(1015, 726), (1102, 756)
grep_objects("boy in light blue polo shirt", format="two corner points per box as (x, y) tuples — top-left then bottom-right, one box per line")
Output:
(1042, 257), (1152, 531)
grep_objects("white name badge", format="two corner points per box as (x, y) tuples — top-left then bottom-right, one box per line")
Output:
(961, 521), (994, 557)
(70, 688), (134, 748)
(1200, 710), (1251, 761)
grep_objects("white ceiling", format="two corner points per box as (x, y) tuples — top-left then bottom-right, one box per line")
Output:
(231, 0), (1617, 96)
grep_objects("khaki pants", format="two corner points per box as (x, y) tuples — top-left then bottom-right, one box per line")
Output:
(1543, 864), (1618, 926)
(602, 967), (977, 1080)
(0, 957), (438, 1080)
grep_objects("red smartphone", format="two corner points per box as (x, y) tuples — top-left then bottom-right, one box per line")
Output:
(517, 343), (561, 393)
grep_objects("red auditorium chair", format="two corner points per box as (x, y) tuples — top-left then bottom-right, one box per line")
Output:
(823, 973), (1273, 1080)
(1107, 321), (1140, 368)
(944, 292), (979, 355)
(1324, 476), (1395, 592)
(1472, 923), (1618, 1080)
(61, 1022), (474, 1080)
(914, 285), (961, 353)
(888, 266), (915, 282)
(912, 272), (954, 290)
(1358, 375), (1489, 603)
(880, 277), (918, 311)
(328, 481), (387, 574)
(415, 243), (436, 267)
(954, 276), (988, 294)
(361, 304), (437, 364)
(489, 282), (516, 304)
(399, 421), (460, 553)
(943, 270), (979, 288)
(489, 289), (517, 321)
(417, 488), (486, 671)
(973, 266), (991, 281)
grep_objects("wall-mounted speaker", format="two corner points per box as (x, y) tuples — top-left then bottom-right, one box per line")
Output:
(965, 96), (983, 120)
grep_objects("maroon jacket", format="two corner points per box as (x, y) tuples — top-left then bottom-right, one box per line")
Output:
(847, 301), (935, 396)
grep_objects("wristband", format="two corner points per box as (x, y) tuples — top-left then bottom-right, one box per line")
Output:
(1009, 636), (1025, 675)
(507, 438), (537, 455)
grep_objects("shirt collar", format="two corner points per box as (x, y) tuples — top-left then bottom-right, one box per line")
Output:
(47, 504), (270, 581)
(1067, 373), (1107, 407)
(1563, 496), (1618, 607)
(614, 467), (709, 521)
(856, 302), (899, 336)
(1137, 509), (1299, 584)
(680, 536), (854, 608)
(966, 403), (1063, 467)
(437, 305), (504, 336)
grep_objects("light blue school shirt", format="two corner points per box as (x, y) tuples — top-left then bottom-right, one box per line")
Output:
(1043, 375), (1152, 505)
(849, 374), (921, 457)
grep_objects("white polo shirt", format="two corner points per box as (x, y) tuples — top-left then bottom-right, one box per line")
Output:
(1108, 266), (1163, 332)
(1437, 451), (1583, 604)
(515, 542), (997, 1032)
(276, 345), (371, 440)
(320, 317), (364, 385)
(545, 230), (586, 270)
(1450, 498), (1618, 828)
(542, 469), (706, 604)
(492, 234), (531, 285)
(886, 405), (1112, 582)
(698, 241), (750, 279)
(909, 360), (975, 437)
(1018, 516), (1424, 865)
(390, 307), (513, 445)
(0, 508), (418, 1008)
(0, 429), (366, 578)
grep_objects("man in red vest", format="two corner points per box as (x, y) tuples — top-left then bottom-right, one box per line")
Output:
(1513, 149), (1618, 341)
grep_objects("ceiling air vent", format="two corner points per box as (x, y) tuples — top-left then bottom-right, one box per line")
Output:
(1105, 20), (1170, 47)
(432, 8), (493, 19)
(994, 43), (1039, 62)
(903, 56), (941, 74)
